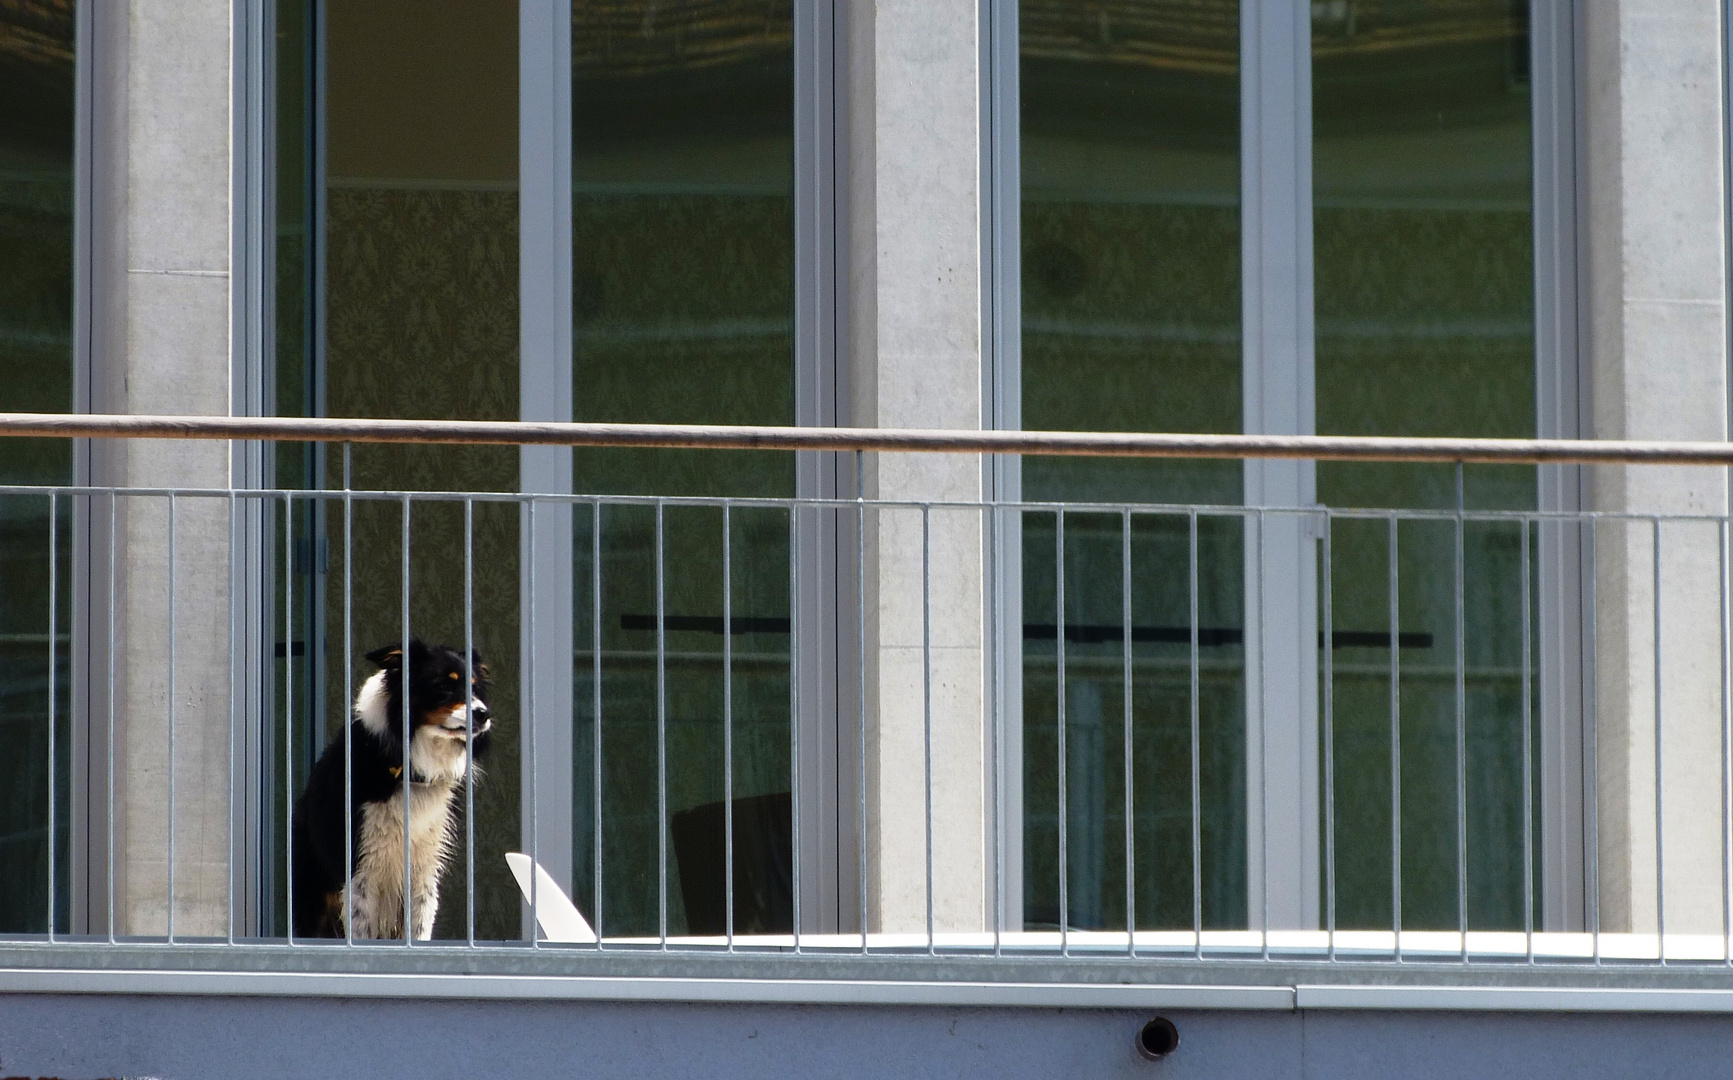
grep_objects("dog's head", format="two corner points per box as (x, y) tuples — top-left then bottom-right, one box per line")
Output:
(356, 640), (493, 750)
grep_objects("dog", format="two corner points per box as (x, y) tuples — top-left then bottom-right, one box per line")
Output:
(291, 640), (493, 940)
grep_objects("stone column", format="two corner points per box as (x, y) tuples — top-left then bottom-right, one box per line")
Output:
(95, 2), (236, 938)
(846, 0), (989, 934)
(1585, 0), (1730, 935)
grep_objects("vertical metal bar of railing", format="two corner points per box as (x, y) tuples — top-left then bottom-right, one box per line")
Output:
(1521, 516), (1534, 964)
(226, 491), (237, 945)
(992, 499), (1004, 959)
(1121, 508), (1134, 956)
(106, 493), (117, 943)
(856, 452), (868, 951)
(1589, 517), (1602, 965)
(527, 498), (540, 948)
(281, 493), (291, 946)
(464, 498), (476, 946)
(654, 500), (668, 949)
(342, 446), (354, 945)
(1454, 466), (1468, 963)
(788, 503), (800, 952)
(1389, 512), (1402, 961)
(45, 492), (56, 941)
(1654, 516), (1666, 961)
(167, 493), (178, 944)
(400, 494), (412, 944)
(1722, 515), (1732, 966)
(1257, 508), (1268, 962)
(592, 498), (605, 949)
(1055, 507), (1068, 956)
(724, 503), (735, 951)
(1188, 510), (1201, 960)
(923, 504), (934, 954)
(1322, 511), (1336, 962)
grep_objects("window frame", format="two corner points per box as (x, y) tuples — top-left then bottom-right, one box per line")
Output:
(239, 0), (855, 938)
(984, 0), (1591, 933)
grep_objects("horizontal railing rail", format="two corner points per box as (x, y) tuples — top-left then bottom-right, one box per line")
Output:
(2, 410), (1733, 464)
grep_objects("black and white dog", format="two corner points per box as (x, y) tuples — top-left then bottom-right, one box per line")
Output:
(291, 640), (493, 940)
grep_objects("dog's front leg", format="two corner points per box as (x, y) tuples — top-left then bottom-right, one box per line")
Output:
(411, 886), (439, 941)
(343, 878), (379, 940)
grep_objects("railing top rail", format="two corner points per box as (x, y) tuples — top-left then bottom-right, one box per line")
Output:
(4, 411), (1733, 466)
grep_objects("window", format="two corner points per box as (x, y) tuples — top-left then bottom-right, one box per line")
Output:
(0, 0), (77, 934)
(1001, 0), (1578, 931)
(268, 0), (841, 939)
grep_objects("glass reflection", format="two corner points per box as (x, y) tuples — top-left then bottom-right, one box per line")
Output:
(274, 0), (525, 939)
(1312, 1), (1536, 931)
(0, 0), (74, 933)
(1020, 0), (1245, 931)
(569, 0), (795, 937)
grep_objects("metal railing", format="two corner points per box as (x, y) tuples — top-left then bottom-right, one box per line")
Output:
(5, 412), (1733, 1008)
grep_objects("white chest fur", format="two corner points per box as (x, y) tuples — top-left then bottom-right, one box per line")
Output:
(343, 780), (459, 940)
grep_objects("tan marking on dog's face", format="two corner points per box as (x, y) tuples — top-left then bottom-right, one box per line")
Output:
(425, 703), (464, 725)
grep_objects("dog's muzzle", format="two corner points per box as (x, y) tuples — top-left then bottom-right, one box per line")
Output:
(439, 701), (492, 736)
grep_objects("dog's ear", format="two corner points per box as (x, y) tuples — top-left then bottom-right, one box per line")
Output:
(365, 644), (404, 669)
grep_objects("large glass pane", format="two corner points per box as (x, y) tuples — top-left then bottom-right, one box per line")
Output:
(569, 0), (795, 936)
(1312, 1), (1536, 930)
(274, 0), (523, 938)
(0, 0), (75, 933)
(1019, 1), (1245, 931)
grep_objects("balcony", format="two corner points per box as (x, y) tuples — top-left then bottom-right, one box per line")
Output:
(4, 413), (1733, 1011)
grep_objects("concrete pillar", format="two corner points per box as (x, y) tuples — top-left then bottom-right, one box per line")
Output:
(1585, 0), (1729, 936)
(95, 2), (235, 938)
(847, 0), (988, 934)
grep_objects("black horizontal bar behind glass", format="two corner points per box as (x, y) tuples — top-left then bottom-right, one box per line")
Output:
(618, 614), (1432, 650)
(620, 615), (791, 635)
(1021, 625), (1432, 649)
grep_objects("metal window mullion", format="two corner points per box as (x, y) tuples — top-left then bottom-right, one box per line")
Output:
(792, 0), (845, 942)
(1240, 0), (1319, 934)
(519, 0), (576, 928)
(983, 0), (1024, 947)
(1533, 0), (1588, 937)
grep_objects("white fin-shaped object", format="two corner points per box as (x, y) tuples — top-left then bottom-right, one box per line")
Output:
(504, 852), (598, 943)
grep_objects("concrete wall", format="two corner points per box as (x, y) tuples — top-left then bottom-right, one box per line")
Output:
(1584, 0), (1731, 934)
(93, 1), (236, 937)
(5, 996), (1733, 1080)
(847, 0), (990, 933)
